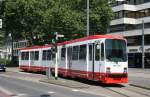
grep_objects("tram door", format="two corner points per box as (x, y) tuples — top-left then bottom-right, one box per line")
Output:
(67, 47), (73, 74)
(89, 43), (97, 80)
(29, 51), (34, 70)
(89, 43), (101, 80)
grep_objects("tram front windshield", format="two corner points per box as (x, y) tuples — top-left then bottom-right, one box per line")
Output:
(105, 39), (127, 62)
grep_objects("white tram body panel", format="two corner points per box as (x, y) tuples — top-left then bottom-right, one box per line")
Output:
(19, 35), (128, 84)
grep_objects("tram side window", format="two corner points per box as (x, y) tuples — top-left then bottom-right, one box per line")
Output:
(52, 52), (55, 59)
(61, 48), (66, 60)
(79, 45), (86, 60)
(42, 50), (51, 60)
(89, 45), (92, 61)
(21, 52), (25, 60)
(95, 44), (100, 61)
(42, 50), (47, 60)
(47, 50), (51, 60)
(101, 43), (104, 61)
(30, 51), (39, 60)
(30, 51), (34, 60)
(34, 51), (39, 60)
(25, 52), (29, 60)
(21, 52), (29, 60)
(72, 46), (79, 60)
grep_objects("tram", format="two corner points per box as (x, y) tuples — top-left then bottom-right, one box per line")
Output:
(19, 35), (128, 84)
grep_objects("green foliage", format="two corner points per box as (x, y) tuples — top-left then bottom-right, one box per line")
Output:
(0, 31), (4, 46)
(0, 59), (11, 66)
(3, 0), (113, 45)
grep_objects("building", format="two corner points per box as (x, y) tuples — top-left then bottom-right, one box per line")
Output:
(1, 38), (29, 61)
(109, 0), (150, 68)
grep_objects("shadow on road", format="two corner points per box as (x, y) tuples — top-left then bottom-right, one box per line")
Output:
(40, 94), (51, 97)
(20, 70), (125, 88)
(60, 76), (125, 88)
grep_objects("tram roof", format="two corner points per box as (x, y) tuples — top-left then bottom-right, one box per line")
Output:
(20, 35), (124, 51)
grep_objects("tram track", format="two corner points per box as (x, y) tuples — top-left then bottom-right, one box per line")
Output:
(123, 85), (150, 97)
(104, 84), (150, 97)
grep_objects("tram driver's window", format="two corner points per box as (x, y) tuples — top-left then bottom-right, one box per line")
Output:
(79, 45), (86, 60)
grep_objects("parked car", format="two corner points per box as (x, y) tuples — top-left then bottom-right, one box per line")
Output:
(0, 64), (6, 72)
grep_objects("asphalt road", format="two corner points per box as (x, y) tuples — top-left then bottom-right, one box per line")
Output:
(0, 74), (102, 97)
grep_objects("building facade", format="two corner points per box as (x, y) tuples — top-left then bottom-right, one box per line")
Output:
(109, 0), (150, 68)
(1, 39), (29, 61)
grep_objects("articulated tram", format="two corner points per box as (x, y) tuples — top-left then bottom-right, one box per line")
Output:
(19, 35), (128, 84)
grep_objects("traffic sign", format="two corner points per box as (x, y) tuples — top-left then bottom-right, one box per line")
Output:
(57, 34), (64, 37)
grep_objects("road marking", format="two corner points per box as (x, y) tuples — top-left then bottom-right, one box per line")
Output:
(72, 89), (80, 92)
(48, 91), (55, 94)
(0, 86), (13, 96)
(12, 93), (27, 97)
(18, 72), (30, 75)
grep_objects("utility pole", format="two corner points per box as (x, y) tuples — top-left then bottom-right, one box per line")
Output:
(142, 20), (145, 69)
(86, 0), (90, 77)
(55, 32), (58, 80)
(51, 32), (64, 80)
(87, 0), (89, 36)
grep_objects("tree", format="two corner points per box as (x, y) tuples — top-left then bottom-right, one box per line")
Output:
(3, 0), (113, 45)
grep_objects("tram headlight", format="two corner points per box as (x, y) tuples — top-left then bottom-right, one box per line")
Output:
(106, 67), (111, 73)
(124, 68), (127, 73)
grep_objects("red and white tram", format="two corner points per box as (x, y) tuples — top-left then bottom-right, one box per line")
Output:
(19, 35), (128, 84)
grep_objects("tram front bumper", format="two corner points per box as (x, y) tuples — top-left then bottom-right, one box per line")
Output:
(101, 73), (128, 84)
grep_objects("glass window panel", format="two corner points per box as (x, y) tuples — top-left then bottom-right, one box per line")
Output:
(79, 45), (86, 60)
(61, 48), (66, 60)
(72, 46), (79, 60)
(47, 50), (51, 60)
(34, 51), (39, 60)
(89, 45), (92, 61)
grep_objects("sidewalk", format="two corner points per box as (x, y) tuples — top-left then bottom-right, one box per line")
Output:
(128, 68), (150, 89)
